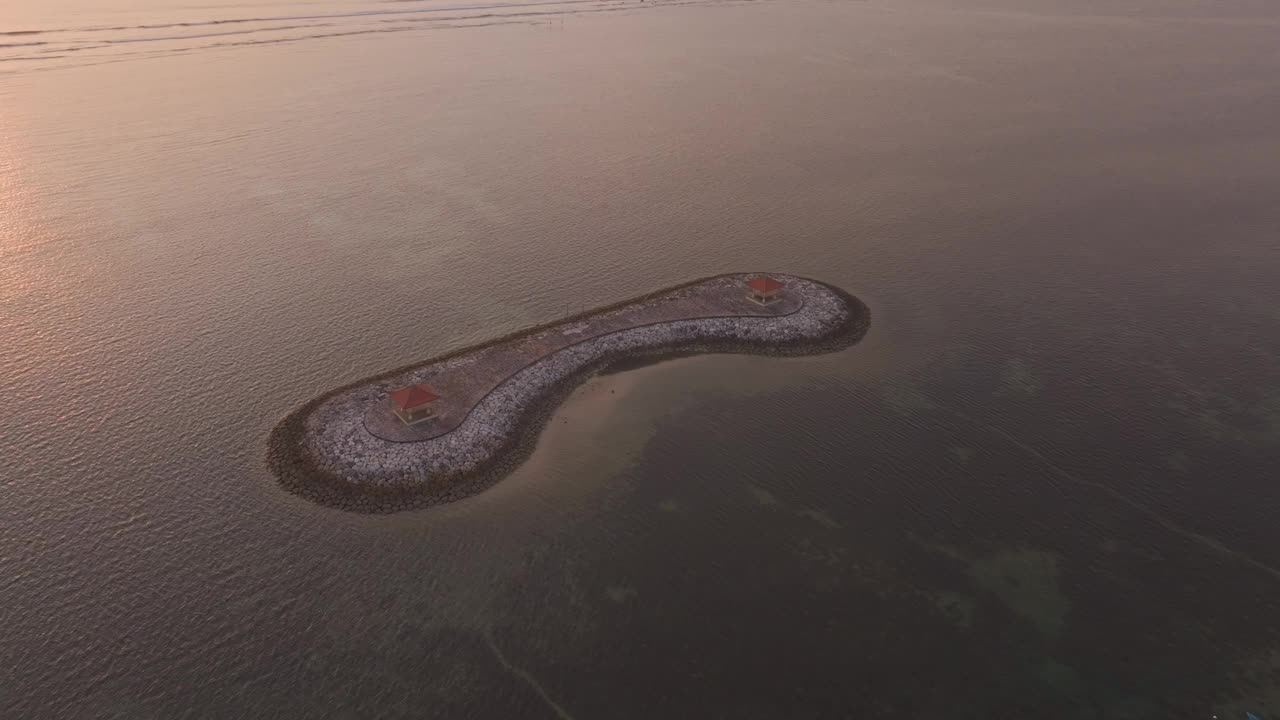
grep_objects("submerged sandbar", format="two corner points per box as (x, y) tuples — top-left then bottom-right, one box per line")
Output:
(267, 273), (869, 512)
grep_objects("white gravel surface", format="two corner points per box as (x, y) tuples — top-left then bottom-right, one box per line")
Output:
(299, 275), (851, 490)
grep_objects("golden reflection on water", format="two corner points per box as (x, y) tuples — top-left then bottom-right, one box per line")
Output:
(0, 115), (95, 416)
(0, 126), (47, 304)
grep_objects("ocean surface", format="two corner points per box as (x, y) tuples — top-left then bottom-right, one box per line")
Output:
(3, 0), (1280, 716)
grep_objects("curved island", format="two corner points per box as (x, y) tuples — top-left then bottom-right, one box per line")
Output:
(268, 273), (870, 512)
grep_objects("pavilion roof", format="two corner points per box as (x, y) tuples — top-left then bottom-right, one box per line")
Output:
(389, 384), (440, 410)
(746, 276), (784, 294)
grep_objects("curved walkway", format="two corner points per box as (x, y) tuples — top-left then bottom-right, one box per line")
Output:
(363, 276), (803, 442)
(266, 273), (870, 512)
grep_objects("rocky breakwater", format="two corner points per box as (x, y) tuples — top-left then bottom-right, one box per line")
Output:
(267, 273), (870, 512)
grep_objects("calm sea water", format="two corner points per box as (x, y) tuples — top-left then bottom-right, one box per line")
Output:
(3, 0), (1280, 716)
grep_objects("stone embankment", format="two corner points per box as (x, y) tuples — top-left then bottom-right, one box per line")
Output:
(267, 274), (870, 512)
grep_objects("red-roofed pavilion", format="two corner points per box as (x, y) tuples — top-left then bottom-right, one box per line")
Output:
(389, 383), (440, 425)
(746, 275), (784, 304)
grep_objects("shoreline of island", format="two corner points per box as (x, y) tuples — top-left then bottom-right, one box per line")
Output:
(266, 274), (870, 513)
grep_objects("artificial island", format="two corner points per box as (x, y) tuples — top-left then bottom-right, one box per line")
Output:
(267, 273), (870, 512)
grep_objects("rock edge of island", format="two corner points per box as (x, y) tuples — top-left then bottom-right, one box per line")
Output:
(267, 273), (870, 513)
